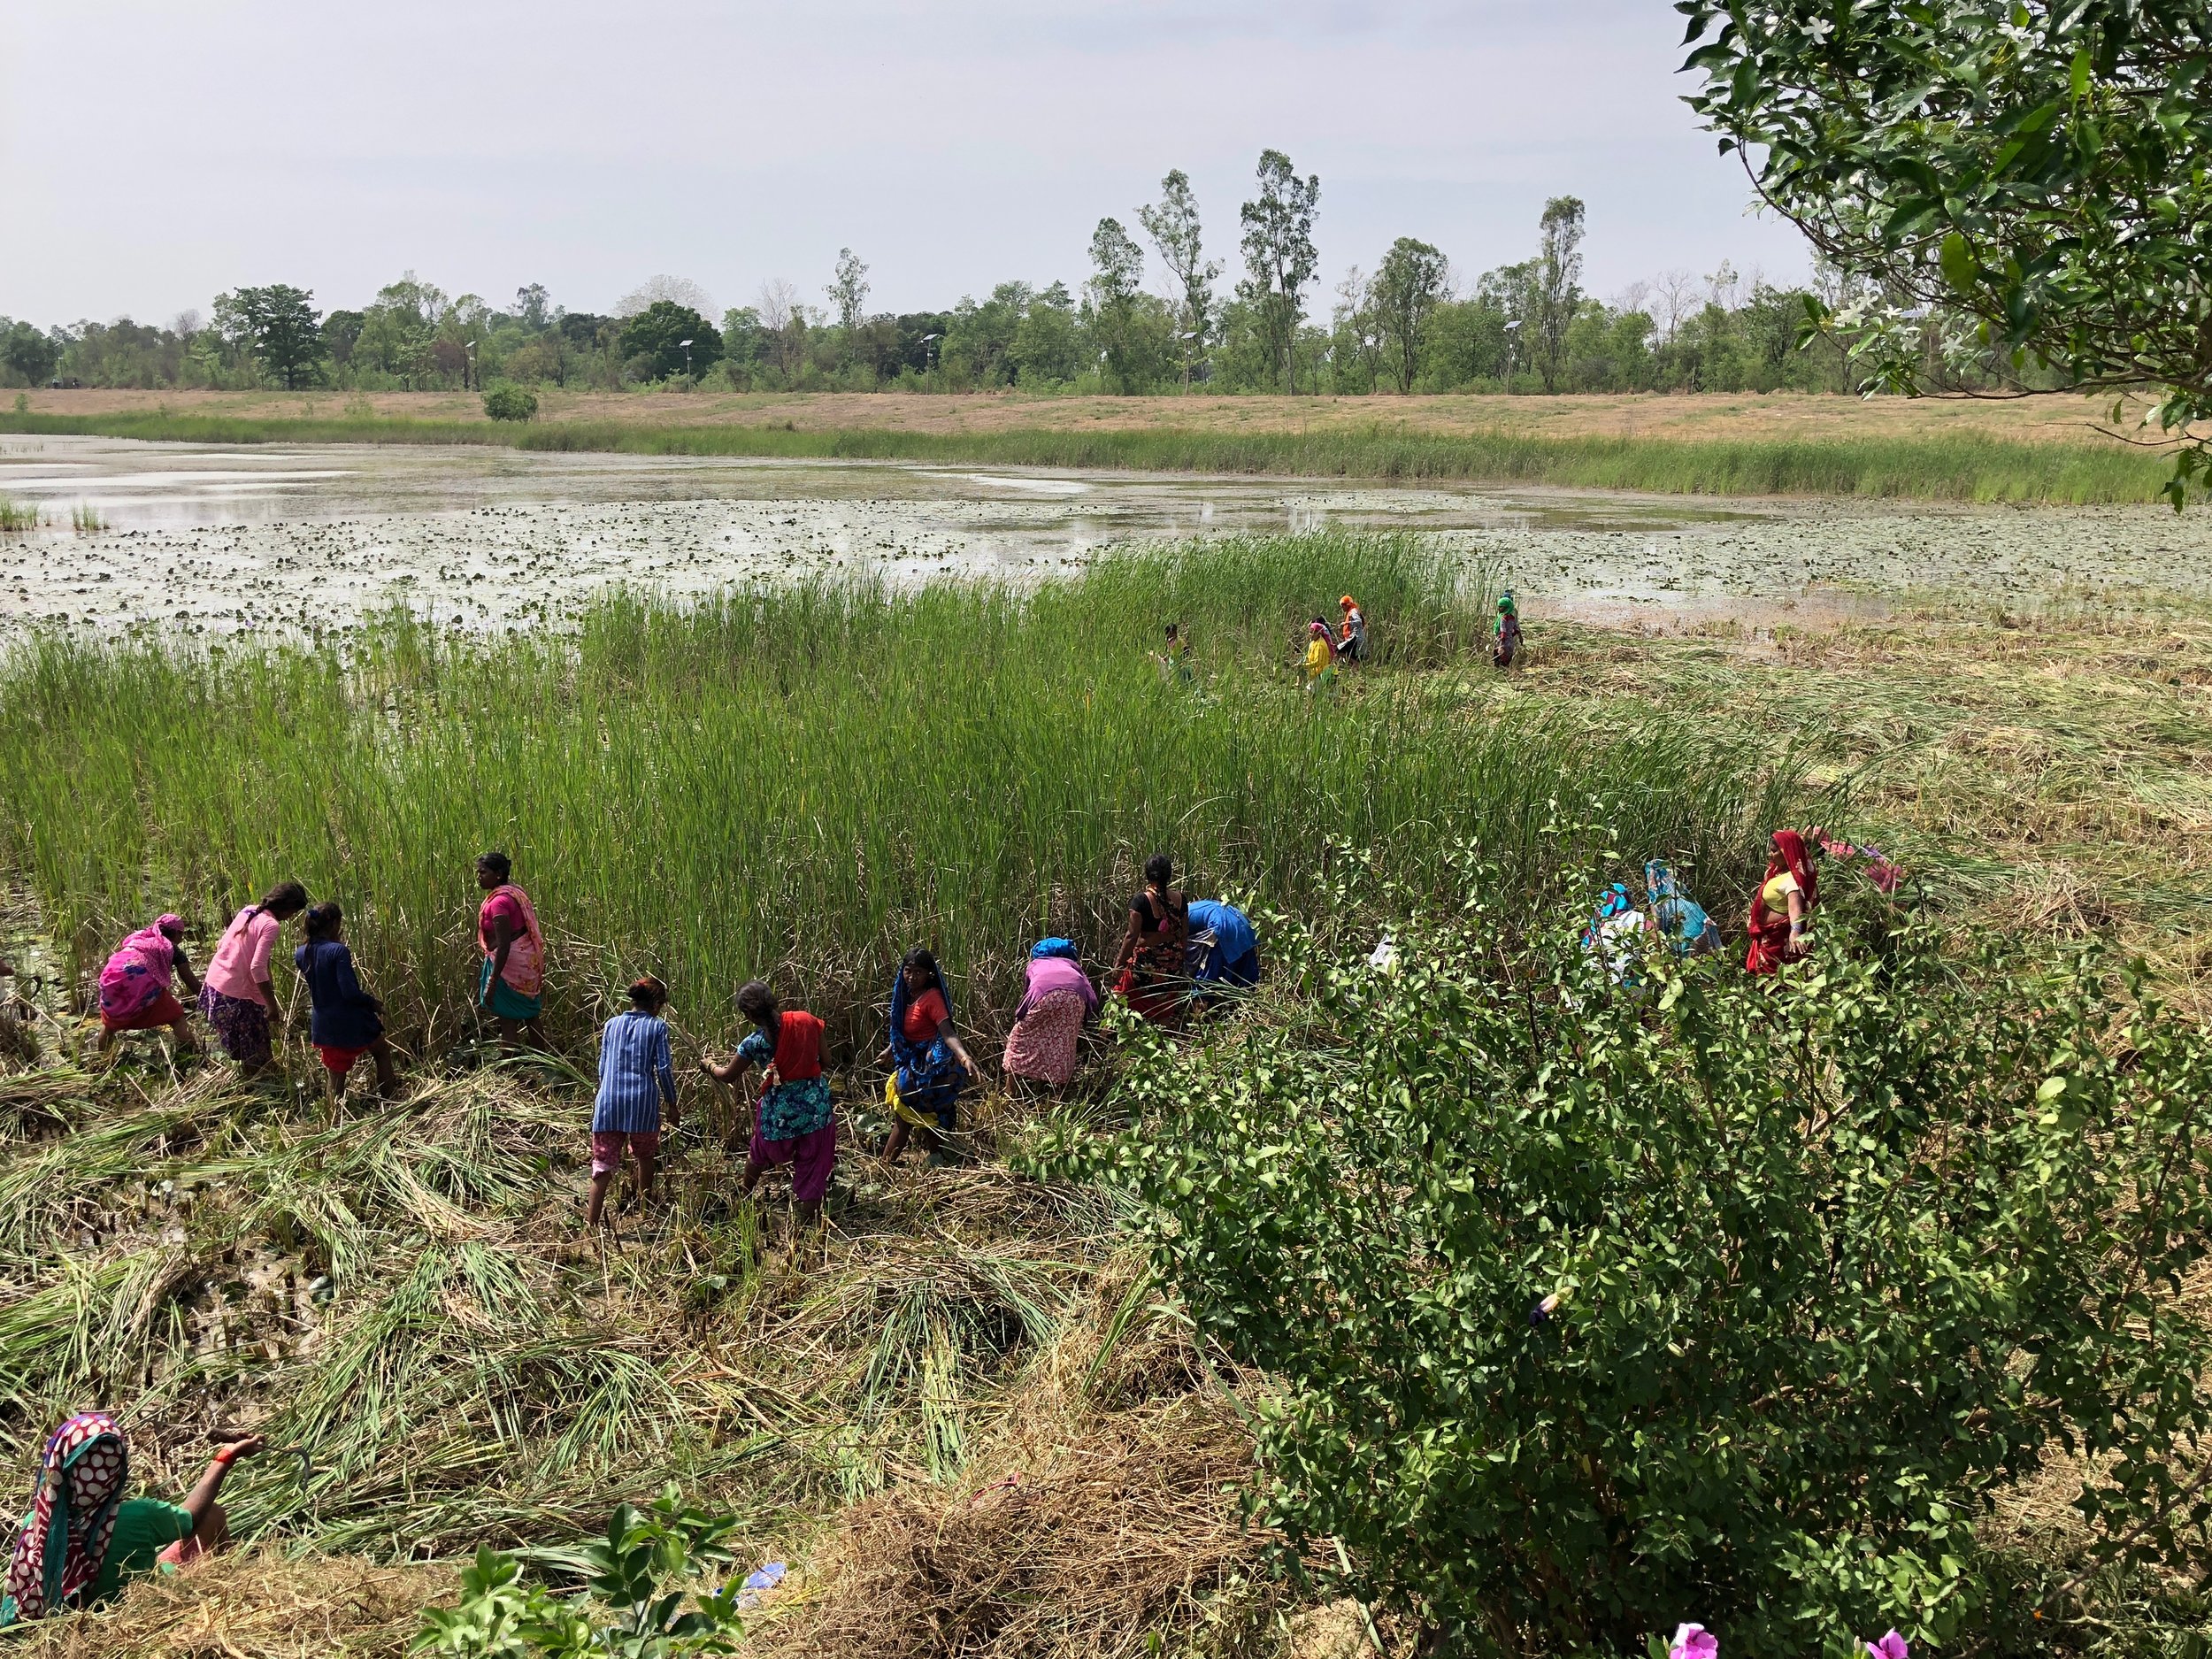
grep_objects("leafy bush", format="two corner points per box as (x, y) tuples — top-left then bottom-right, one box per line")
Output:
(412, 1485), (747, 1657)
(1078, 853), (2212, 1655)
(482, 384), (538, 423)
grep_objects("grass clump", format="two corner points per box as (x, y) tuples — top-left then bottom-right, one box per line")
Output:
(0, 533), (1793, 1052)
(0, 408), (2170, 503)
(0, 495), (39, 533)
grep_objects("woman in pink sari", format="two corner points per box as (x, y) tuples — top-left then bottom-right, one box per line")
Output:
(1002, 940), (1099, 1094)
(95, 914), (200, 1057)
(474, 851), (548, 1050)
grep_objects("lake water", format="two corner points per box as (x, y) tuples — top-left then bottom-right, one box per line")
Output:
(3, 434), (2207, 637)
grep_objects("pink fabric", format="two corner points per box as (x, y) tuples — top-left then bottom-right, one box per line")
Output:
(97, 921), (181, 1019)
(478, 885), (546, 995)
(748, 1115), (838, 1203)
(1016, 956), (1098, 1019)
(591, 1130), (661, 1176)
(1003, 987), (1087, 1089)
(204, 907), (280, 1005)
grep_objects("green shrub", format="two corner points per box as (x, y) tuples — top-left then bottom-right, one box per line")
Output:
(1077, 853), (2212, 1655)
(412, 1484), (747, 1657)
(482, 384), (538, 423)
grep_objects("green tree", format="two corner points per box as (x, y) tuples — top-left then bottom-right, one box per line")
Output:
(1086, 218), (1148, 392)
(941, 283), (1029, 388)
(826, 249), (870, 336)
(1069, 864), (2212, 1653)
(1138, 169), (1221, 391)
(1370, 237), (1450, 394)
(353, 273), (447, 388)
(213, 284), (324, 389)
(1, 321), (61, 388)
(619, 301), (722, 383)
(1236, 150), (1321, 393)
(513, 284), (551, 331)
(1010, 281), (1080, 385)
(1680, 0), (2212, 505)
(1532, 196), (1585, 393)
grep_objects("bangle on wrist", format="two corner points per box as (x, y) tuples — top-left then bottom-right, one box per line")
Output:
(212, 1445), (242, 1467)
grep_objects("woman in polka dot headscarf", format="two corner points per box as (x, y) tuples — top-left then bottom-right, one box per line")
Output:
(0, 1413), (264, 1625)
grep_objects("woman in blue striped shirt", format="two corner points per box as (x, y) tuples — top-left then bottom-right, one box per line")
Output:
(588, 977), (679, 1227)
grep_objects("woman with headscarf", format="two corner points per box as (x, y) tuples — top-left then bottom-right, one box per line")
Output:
(1746, 829), (1822, 974)
(1645, 861), (1720, 956)
(880, 949), (981, 1167)
(95, 914), (201, 1058)
(1582, 883), (1646, 986)
(1302, 619), (1339, 692)
(1337, 595), (1368, 663)
(1186, 899), (1260, 998)
(0, 1415), (265, 1626)
(1002, 940), (1100, 1094)
(1493, 592), (1524, 669)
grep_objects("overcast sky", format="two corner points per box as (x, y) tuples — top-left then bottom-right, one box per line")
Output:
(0, 1), (1813, 327)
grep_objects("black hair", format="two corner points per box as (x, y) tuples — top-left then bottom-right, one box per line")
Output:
(252, 879), (310, 920)
(629, 975), (668, 1010)
(900, 947), (940, 989)
(734, 979), (776, 1024)
(478, 850), (511, 879)
(1164, 623), (1179, 639)
(303, 902), (343, 939)
(1144, 853), (1173, 888)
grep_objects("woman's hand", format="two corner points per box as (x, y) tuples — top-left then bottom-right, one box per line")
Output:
(218, 1433), (267, 1459)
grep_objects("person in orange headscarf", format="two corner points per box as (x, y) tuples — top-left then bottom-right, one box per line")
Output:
(1745, 828), (1822, 974)
(1337, 595), (1367, 663)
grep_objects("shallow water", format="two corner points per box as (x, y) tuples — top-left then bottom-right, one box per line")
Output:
(2, 435), (2208, 637)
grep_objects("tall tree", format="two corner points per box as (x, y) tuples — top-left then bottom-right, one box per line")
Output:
(620, 301), (723, 382)
(1532, 196), (1585, 394)
(1371, 237), (1451, 394)
(1236, 150), (1321, 393)
(514, 284), (552, 330)
(215, 284), (324, 389)
(826, 249), (871, 335)
(1680, 0), (2212, 504)
(1087, 218), (1148, 392)
(1138, 169), (1220, 390)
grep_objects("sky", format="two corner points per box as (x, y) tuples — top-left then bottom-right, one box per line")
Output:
(0, 1), (1815, 328)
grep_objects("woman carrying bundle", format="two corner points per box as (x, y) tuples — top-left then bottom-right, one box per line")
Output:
(704, 979), (836, 1223)
(294, 902), (400, 1102)
(0, 1414), (265, 1626)
(1338, 595), (1368, 663)
(1745, 829), (1823, 974)
(1114, 853), (1190, 1028)
(95, 914), (200, 1058)
(880, 949), (981, 1167)
(1002, 940), (1099, 1094)
(473, 851), (547, 1051)
(199, 880), (308, 1078)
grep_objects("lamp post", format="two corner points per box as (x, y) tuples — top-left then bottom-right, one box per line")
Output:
(679, 338), (694, 381)
(919, 332), (941, 392)
(1503, 319), (1523, 392)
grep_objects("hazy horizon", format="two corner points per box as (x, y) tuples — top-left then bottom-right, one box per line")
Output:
(1, 1), (1813, 328)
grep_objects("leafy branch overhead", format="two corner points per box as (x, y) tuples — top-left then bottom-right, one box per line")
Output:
(1678, 0), (2212, 504)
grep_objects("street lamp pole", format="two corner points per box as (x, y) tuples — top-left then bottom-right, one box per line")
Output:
(679, 338), (694, 381)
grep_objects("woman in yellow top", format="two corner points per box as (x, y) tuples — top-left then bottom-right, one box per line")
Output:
(1302, 618), (1338, 692)
(1745, 828), (1821, 973)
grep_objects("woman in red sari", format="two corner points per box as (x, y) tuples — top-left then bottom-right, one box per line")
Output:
(1745, 828), (1822, 974)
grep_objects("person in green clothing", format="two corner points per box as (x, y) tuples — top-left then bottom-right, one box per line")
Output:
(0, 1412), (265, 1625)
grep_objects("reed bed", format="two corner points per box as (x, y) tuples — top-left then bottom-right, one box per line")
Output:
(0, 534), (1793, 1054)
(0, 409), (2166, 503)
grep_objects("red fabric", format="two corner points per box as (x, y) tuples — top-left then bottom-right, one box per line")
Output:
(901, 987), (949, 1043)
(319, 1043), (371, 1076)
(101, 989), (186, 1033)
(1745, 829), (1819, 976)
(772, 1010), (825, 1081)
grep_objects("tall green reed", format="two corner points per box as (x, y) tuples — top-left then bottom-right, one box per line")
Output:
(0, 534), (1794, 1050)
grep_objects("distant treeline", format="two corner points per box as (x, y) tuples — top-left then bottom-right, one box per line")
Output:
(3, 151), (1988, 402)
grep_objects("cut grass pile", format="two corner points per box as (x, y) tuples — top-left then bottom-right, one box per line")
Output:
(0, 534), (1793, 1056)
(0, 407), (2170, 503)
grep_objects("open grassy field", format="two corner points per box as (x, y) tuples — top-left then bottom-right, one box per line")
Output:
(5, 520), (2212, 1655)
(3, 389), (2181, 503)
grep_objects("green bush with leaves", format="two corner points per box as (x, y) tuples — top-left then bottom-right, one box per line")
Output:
(1077, 854), (2212, 1654)
(482, 384), (538, 423)
(412, 1485), (746, 1658)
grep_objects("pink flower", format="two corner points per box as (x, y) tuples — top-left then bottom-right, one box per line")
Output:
(1865, 1632), (1908, 1659)
(1670, 1624), (1717, 1659)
